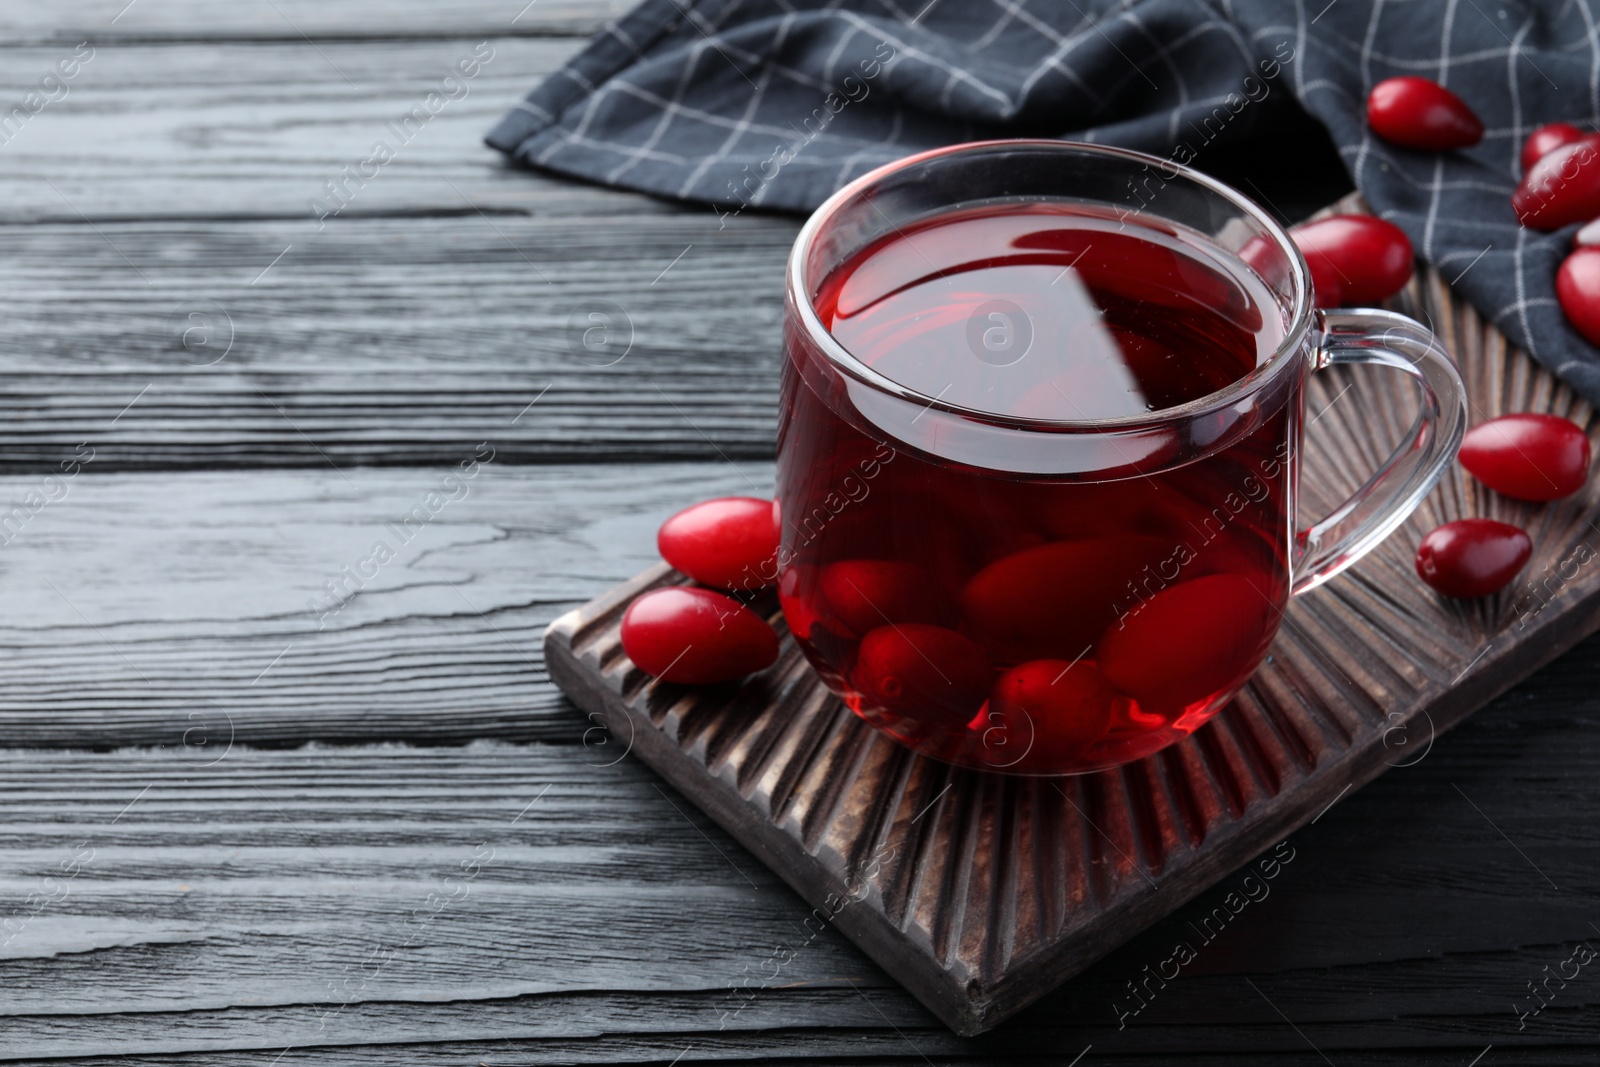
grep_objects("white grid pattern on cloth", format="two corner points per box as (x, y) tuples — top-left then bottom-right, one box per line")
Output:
(1417, 0), (1462, 260)
(1575, 0), (1600, 125)
(669, 13), (799, 194)
(485, 0), (1600, 406)
(508, 0), (1250, 200)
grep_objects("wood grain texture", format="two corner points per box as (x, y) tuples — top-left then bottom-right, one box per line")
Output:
(0, 38), (675, 223)
(0, 33), (798, 470)
(0, 212), (789, 469)
(0, 34), (1346, 472)
(545, 241), (1600, 1034)
(4, 0), (626, 43)
(7, 1053), (1600, 1067)
(2, 663), (1598, 1062)
(0, 461), (775, 747)
(7, 1), (1599, 1061)
(0, 32), (1350, 227)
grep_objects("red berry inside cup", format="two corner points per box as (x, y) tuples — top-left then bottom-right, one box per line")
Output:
(1521, 122), (1585, 175)
(818, 559), (944, 637)
(1095, 573), (1277, 711)
(657, 496), (779, 591)
(1459, 413), (1591, 501)
(975, 659), (1116, 763)
(852, 623), (992, 726)
(959, 538), (1164, 664)
(1558, 247), (1600, 347)
(1289, 215), (1414, 308)
(1415, 519), (1531, 598)
(1512, 134), (1600, 230)
(620, 586), (779, 684)
(1366, 77), (1484, 151)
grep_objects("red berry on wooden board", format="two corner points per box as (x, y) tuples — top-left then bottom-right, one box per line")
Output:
(1512, 134), (1600, 230)
(1289, 215), (1415, 308)
(978, 659), (1116, 755)
(657, 496), (779, 591)
(853, 624), (992, 725)
(1366, 76), (1484, 151)
(1458, 413), (1592, 501)
(1415, 519), (1532, 599)
(1521, 122), (1585, 175)
(1557, 247), (1600, 347)
(620, 587), (779, 684)
(1095, 573), (1276, 711)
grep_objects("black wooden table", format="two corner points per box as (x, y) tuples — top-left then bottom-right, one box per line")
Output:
(3, 3), (1596, 1063)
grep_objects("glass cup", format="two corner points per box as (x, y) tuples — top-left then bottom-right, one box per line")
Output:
(776, 140), (1466, 776)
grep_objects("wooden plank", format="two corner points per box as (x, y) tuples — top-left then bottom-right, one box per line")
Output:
(0, 35), (1349, 472)
(0, 36), (1350, 228)
(0, 35), (1351, 228)
(0, 38), (800, 469)
(0, 462), (772, 747)
(0, 212), (791, 469)
(543, 245), (1600, 1033)
(6, 1052), (1600, 1067)
(0, 455), (1592, 1058)
(7, 1052), (1597, 1067)
(0, 673), (1597, 1060)
(0, 38), (674, 221)
(0, 37), (1349, 474)
(3, 0), (626, 43)
(0, 744), (893, 1057)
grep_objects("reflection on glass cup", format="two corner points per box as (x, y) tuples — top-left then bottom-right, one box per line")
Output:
(777, 141), (1465, 775)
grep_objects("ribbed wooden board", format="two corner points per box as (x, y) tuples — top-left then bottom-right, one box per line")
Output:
(543, 200), (1600, 1035)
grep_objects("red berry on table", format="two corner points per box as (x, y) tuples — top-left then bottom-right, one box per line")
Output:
(657, 496), (779, 591)
(1558, 247), (1600, 346)
(852, 624), (992, 725)
(1459, 413), (1591, 501)
(978, 659), (1116, 757)
(1366, 76), (1484, 151)
(1512, 134), (1600, 230)
(1289, 215), (1414, 308)
(1521, 122), (1585, 175)
(620, 586), (779, 684)
(1415, 519), (1532, 598)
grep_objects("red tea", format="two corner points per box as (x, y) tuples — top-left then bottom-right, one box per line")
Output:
(777, 202), (1296, 774)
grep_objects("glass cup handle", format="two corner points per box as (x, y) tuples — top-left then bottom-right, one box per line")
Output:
(1293, 309), (1468, 597)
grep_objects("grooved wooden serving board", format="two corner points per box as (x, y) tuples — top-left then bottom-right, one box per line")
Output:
(543, 199), (1600, 1035)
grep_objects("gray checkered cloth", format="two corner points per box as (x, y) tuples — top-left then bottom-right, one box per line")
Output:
(488, 0), (1600, 403)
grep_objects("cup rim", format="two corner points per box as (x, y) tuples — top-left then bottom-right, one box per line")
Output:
(787, 138), (1316, 433)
